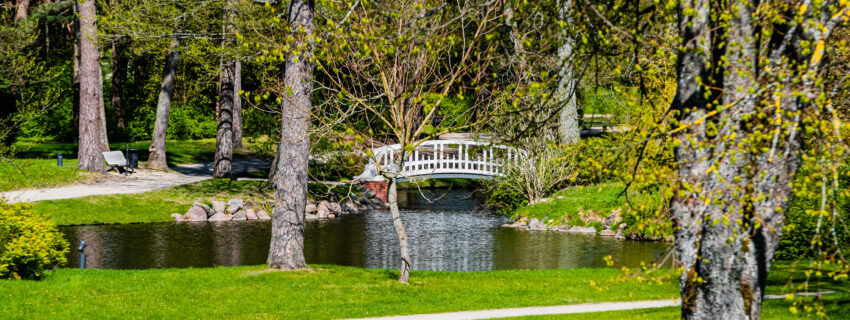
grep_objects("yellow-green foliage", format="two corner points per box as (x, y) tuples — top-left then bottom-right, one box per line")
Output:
(0, 201), (69, 280)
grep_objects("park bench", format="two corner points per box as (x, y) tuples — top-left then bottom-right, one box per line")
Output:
(102, 151), (135, 175)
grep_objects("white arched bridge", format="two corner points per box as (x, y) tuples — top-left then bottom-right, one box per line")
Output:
(355, 139), (526, 183)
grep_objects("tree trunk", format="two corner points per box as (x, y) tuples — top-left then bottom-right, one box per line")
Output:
(670, 1), (836, 319)
(15, 0), (29, 21)
(557, 0), (580, 144)
(267, 0), (313, 270)
(98, 64), (110, 151)
(213, 58), (236, 178)
(147, 39), (180, 169)
(72, 4), (80, 143)
(388, 177), (411, 284)
(112, 39), (127, 130)
(76, 0), (104, 172)
(233, 59), (243, 149)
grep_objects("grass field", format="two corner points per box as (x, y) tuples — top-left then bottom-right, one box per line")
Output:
(0, 265), (677, 320)
(513, 183), (625, 225)
(0, 158), (93, 192)
(33, 179), (272, 225)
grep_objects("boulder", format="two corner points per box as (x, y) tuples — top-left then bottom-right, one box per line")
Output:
(231, 211), (248, 221)
(245, 209), (258, 220)
(343, 201), (359, 214)
(599, 229), (616, 237)
(305, 204), (318, 214)
(328, 214), (336, 219)
(528, 218), (540, 229)
(370, 198), (384, 206)
(365, 190), (377, 198)
(317, 201), (330, 219)
(208, 213), (231, 222)
(567, 226), (596, 234)
(359, 197), (372, 205)
(329, 202), (342, 214)
(193, 202), (214, 217)
(536, 222), (548, 231)
(182, 206), (207, 222)
(257, 210), (271, 220)
(227, 199), (244, 214)
(602, 209), (622, 230)
(556, 225), (573, 232)
(170, 213), (182, 221)
(305, 214), (319, 221)
(212, 200), (226, 214)
(614, 232), (626, 240)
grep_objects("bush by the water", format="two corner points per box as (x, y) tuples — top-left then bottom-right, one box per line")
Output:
(0, 201), (69, 280)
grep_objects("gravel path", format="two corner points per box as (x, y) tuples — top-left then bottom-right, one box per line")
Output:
(0, 158), (270, 203)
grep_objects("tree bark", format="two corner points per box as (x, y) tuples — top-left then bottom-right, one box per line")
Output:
(76, 0), (104, 172)
(233, 59), (243, 149)
(112, 39), (127, 130)
(388, 177), (411, 284)
(556, 0), (580, 144)
(670, 1), (837, 319)
(213, 58), (236, 178)
(98, 64), (109, 151)
(267, 0), (314, 270)
(147, 39), (180, 169)
(15, 0), (29, 22)
(72, 3), (81, 143)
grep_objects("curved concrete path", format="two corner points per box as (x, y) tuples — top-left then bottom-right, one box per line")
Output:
(0, 158), (270, 203)
(345, 299), (680, 320)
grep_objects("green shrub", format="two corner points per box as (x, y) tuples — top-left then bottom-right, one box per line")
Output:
(485, 181), (528, 215)
(0, 201), (69, 280)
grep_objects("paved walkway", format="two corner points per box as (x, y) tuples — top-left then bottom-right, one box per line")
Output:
(0, 158), (270, 203)
(345, 300), (681, 320)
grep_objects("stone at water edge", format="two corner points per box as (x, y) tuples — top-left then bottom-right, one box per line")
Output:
(329, 202), (342, 214)
(231, 211), (248, 221)
(566, 226), (596, 234)
(227, 199), (244, 214)
(212, 201), (226, 214)
(535, 222), (548, 231)
(328, 214), (336, 219)
(170, 213), (182, 221)
(599, 229), (616, 236)
(602, 209), (622, 230)
(245, 209), (258, 220)
(305, 214), (319, 221)
(343, 201), (359, 214)
(256, 210), (271, 220)
(317, 205), (330, 219)
(193, 202), (214, 217)
(208, 213), (231, 221)
(528, 218), (540, 229)
(182, 206), (207, 222)
(305, 204), (318, 214)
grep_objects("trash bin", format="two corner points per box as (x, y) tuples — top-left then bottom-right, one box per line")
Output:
(128, 149), (139, 169)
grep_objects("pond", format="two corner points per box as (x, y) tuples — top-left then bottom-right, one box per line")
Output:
(60, 189), (669, 271)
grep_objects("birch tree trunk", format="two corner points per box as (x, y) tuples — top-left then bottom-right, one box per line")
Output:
(388, 177), (411, 284)
(233, 60), (243, 149)
(267, 0), (313, 270)
(670, 1), (841, 319)
(556, 0), (579, 144)
(147, 39), (179, 169)
(76, 0), (104, 172)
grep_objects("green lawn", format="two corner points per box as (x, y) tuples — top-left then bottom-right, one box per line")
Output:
(33, 179), (272, 225)
(12, 138), (242, 166)
(513, 183), (625, 226)
(0, 265), (677, 320)
(0, 158), (93, 192)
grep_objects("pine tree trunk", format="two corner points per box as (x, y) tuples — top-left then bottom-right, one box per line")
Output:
(213, 58), (235, 178)
(388, 177), (411, 284)
(670, 1), (834, 319)
(112, 39), (127, 130)
(233, 59), (243, 149)
(147, 39), (179, 169)
(15, 0), (29, 21)
(267, 0), (313, 270)
(76, 0), (104, 172)
(72, 4), (80, 143)
(98, 64), (109, 151)
(557, 0), (580, 144)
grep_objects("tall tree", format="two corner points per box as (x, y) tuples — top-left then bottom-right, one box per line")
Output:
(112, 39), (127, 130)
(556, 0), (579, 144)
(670, 0), (847, 319)
(147, 39), (179, 169)
(232, 59), (243, 149)
(213, 0), (239, 178)
(15, 0), (29, 21)
(267, 0), (314, 270)
(77, 0), (104, 171)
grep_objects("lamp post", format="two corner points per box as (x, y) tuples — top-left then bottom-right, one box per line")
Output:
(78, 241), (87, 269)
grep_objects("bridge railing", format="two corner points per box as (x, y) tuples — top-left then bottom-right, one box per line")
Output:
(368, 140), (525, 179)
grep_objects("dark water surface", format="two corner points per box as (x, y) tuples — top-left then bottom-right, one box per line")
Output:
(60, 189), (669, 271)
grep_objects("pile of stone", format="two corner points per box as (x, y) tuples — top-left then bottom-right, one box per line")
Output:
(172, 199), (271, 222)
(502, 209), (627, 238)
(305, 191), (385, 220)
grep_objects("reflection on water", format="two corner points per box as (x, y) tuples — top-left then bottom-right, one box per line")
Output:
(61, 189), (669, 271)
